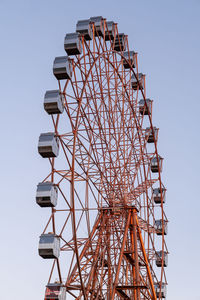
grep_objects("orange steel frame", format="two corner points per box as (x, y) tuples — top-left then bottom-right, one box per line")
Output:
(40, 17), (168, 300)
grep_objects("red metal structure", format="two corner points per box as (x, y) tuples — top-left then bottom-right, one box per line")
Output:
(37, 16), (168, 299)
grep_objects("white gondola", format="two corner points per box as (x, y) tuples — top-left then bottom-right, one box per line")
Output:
(44, 90), (64, 115)
(53, 56), (72, 80)
(139, 99), (152, 115)
(105, 21), (115, 40)
(150, 156), (163, 173)
(156, 251), (168, 267)
(64, 33), (82, 55)
(36, 182), (58, 207)
(38, 132), (59, 158)
(76, 19), (92, 40)
(155, 283), (167, 298)
(123, 51), (136, 69)
(45, 283), (66, 300)
(38, 233), (60, 259)
(90, 16), (104, 36)
(131, 73), (144, 90)
(113, 33), (126, 51)
(145, 127), (158, 143)
(155, 219), (168, 235)
(153, 188), (166, 204)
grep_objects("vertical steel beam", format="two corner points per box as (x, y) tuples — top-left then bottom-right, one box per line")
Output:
(131, 208), (141, 300)
(111, 211), (131, 300)
(136, 216), (157, 300)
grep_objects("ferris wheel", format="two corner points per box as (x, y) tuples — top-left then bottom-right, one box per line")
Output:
(36, 16), (168, 300)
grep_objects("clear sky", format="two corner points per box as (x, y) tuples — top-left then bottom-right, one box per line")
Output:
(0, 0), (200, 299)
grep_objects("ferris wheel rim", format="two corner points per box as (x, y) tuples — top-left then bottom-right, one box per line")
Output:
(37, 16), (168, 300)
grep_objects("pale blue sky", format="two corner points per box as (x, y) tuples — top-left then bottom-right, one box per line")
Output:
(0, 0), (200, 299)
